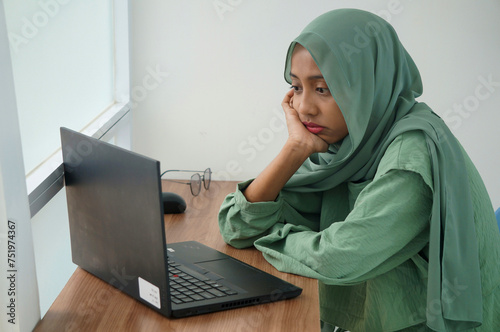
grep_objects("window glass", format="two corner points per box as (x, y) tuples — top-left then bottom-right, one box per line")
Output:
(3, 0), (114, 174)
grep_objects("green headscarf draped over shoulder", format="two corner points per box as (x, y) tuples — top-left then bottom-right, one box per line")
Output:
(283, 9), (482, 331)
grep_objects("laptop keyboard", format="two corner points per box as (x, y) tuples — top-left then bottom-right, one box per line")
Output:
(168, 259), (238, 304)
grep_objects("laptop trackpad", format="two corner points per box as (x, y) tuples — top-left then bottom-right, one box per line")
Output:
(196, 258), (267, 284)
(170, 241), (228, 262)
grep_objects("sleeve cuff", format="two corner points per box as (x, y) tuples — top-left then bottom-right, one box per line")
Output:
(234, 179), (284, 216)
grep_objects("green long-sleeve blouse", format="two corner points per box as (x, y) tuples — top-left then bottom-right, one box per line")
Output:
(218, 131), (500, 331)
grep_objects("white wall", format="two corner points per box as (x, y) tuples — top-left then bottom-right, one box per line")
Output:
(130, 0), (500, 208)
(0, 2), (40, 330)
(30, 189), (75, 317)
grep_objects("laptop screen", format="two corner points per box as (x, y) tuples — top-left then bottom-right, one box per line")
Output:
(61, 127), (171, 316)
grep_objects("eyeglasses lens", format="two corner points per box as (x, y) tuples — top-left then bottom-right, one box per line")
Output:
(203, 168), (211, 190)
(190, 173), (202, 196)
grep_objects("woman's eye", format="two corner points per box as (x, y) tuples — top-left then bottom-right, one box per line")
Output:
(317, 87), (328, 94)
(290, 85), (301, 92)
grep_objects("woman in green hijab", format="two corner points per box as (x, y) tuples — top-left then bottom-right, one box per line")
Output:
(218, 9), (500, 331)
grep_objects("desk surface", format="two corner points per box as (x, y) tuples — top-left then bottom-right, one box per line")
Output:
(34, 181), (320, 331)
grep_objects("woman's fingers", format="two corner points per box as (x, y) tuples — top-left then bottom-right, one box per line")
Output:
(281, 90), (329, 154)
(282, 89), (294, 110)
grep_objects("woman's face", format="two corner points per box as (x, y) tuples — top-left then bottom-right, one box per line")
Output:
(290, 44), (348, 144)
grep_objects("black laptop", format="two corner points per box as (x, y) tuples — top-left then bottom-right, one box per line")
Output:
(60, 127), (301, 318)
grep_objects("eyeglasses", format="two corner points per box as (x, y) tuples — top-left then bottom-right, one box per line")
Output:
(160, 168), (211, 196)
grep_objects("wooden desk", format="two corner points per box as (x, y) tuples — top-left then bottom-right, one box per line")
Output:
(34, 181), (320, 331)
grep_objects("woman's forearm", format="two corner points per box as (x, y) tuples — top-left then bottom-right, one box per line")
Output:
(243, 141), (311, 202)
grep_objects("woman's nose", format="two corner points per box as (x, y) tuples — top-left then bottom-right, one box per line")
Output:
(296, 92), (318, 117)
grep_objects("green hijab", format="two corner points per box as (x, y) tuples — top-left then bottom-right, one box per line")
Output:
(283, 9), (482, 331)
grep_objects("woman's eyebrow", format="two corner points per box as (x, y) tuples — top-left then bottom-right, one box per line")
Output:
(290, 72), (325, 80)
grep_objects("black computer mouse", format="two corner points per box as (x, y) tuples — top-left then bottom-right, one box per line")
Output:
(162, 192), (187, 214)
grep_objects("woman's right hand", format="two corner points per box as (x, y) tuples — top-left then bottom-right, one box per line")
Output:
(281, 89), (329, 156)
(242, 89), (329, 202)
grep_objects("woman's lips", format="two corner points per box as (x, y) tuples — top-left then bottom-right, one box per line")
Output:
(303, 122), (324, 134)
